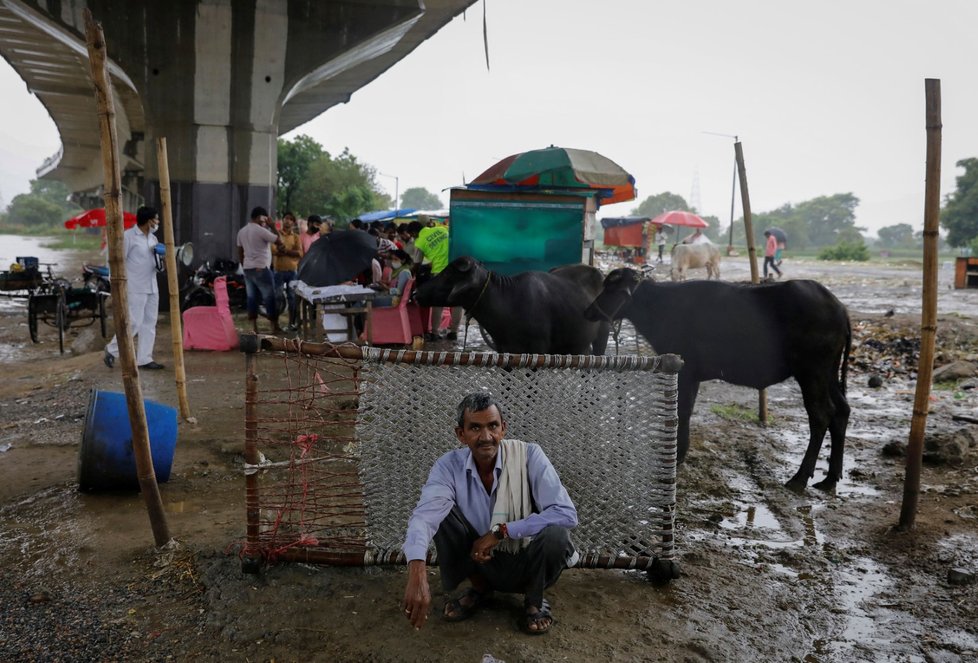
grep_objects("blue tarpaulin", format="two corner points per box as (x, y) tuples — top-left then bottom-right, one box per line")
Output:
(354, 209), (418, 222)
(600, 216), (650, 229)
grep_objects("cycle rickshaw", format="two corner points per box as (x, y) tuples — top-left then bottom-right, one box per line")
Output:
(1, 256), (109, 354)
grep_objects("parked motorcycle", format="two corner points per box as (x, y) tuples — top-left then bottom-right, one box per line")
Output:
(180, 258), (284, 317)
(82, 264), (112, 294)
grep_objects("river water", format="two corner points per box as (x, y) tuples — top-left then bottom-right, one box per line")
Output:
(0, 234), (102, 312)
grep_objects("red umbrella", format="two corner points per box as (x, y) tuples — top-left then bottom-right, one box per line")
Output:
(64, 208), (137, 230)
(649, 210), (708, 229)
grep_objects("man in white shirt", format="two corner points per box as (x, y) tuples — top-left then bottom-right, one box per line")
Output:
(236, 206), (284, 334)
(103, 206), (164, 370)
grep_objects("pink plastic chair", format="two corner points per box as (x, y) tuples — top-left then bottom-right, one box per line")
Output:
(365, 278), (415, 345)
(182, 276), (239, 351)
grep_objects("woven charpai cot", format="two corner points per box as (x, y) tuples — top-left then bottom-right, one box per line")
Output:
(241, 339), (680, 573)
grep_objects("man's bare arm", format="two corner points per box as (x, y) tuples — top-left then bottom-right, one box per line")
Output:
(402, 560), (431, 629)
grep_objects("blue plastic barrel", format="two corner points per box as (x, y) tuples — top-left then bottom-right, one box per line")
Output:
(78, 389), (178, 491)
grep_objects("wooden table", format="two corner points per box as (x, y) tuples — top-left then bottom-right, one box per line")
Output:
(293, 283), (376, 345)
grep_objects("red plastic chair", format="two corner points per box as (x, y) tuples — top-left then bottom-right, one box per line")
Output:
(182, 276), (239, 351)
(365, 278), (415, 345)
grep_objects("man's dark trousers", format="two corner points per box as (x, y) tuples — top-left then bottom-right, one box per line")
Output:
(433, 506), (574, 609)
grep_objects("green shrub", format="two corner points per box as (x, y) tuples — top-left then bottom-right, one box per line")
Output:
(818, 240), (870, 261)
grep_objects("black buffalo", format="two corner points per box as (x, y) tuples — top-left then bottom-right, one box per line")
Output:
(416, 256), (610, 355)
(584, 268), (851, 492)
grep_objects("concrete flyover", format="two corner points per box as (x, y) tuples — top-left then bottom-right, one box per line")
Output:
(0, 0), (475, 261)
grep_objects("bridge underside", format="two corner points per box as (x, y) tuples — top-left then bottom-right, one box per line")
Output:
(0, 0), (475, 261)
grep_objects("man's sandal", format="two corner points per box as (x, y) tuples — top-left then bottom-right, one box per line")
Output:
(522, 599), (554, 635)
(443, 587), (493, 622)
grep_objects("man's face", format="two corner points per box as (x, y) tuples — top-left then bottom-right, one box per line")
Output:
(282, 218), (294, 233)
(308, 222), (320, 235)
(455, 405), (507, 466)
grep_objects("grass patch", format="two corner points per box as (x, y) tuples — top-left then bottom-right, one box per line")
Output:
(710, 403), (766, 423)
(44, 234), (103, 251)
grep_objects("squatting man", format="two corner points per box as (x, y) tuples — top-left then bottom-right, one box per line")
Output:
(401, 392), (579, 635)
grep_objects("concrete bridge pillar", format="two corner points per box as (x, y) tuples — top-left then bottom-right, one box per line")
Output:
(138, 0), (287, 261)
(7, 0), (468, 261)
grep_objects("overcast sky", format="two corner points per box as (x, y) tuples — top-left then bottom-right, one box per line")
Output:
(2, 0), (976, 235)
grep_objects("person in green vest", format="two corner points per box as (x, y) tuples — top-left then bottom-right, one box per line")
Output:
(406, 221), (461, 341)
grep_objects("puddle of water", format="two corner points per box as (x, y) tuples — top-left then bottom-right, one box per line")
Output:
(776, 428), (881, 498)
(718, 502), (781, 531)
(0, 339), (30, 362)
(832, 558), (892, 644)
(691, 478), (827, 581)
(0, 486), (157, 588)
(164, 500), (205, 514)
(817, 555), (978, 660)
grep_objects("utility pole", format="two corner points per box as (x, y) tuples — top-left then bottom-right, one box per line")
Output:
(703, 131), (739, 255)
(380, 172), (399, 213)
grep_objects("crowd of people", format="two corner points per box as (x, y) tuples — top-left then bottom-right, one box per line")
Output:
(233, 210), (458, 339)
(102, 206), (460, 370)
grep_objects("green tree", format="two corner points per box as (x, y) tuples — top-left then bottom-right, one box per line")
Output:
(277, 134), (326, 214)
(3, 179), (81, 231)
(294, 148), (387, 221)
(629, 192), (724, 241)
(877, 223), (915, 248)
(631, 191), (689, 217)
(400, 187), (443, 210)
(750, 203), (810, 249)
(941, 157), (978, 248)
(700, 214), (721, 239)
(793, 193), (862, 246)
(745, 194), (862, 249)
(276, 134), (389, 220)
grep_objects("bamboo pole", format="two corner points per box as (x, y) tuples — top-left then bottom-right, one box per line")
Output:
(84, 9), (170, 546)
(735, 141), (767, 423)
(156, 138), (193, 422)
(899, 79), (942, 530)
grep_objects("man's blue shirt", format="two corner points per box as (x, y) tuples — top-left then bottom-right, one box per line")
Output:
(403, 441), (577, 561)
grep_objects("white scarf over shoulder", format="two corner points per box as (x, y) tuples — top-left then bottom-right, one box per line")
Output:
(490, 438), (531, 552)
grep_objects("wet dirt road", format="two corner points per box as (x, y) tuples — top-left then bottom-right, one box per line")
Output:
(1, 248), (977, 662)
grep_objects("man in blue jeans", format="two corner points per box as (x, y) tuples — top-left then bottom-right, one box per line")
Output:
(236, 206), (283, 334)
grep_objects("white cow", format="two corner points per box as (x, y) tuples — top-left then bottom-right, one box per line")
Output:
(671, 242), (722, 281)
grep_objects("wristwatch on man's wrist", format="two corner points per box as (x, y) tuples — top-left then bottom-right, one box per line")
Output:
(490, 523), (508, 540)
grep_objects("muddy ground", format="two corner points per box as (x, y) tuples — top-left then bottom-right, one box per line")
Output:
(1, 248), (978, 662)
